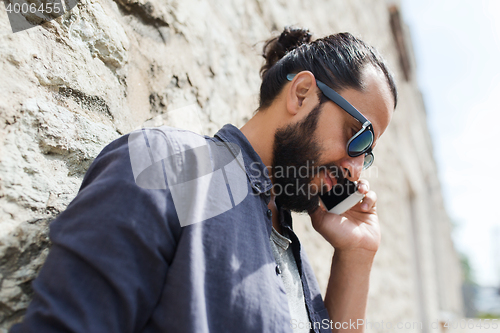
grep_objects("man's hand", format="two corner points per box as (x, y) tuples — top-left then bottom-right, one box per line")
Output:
(310, 179), (380, 332)
(308, 179), (380, 254)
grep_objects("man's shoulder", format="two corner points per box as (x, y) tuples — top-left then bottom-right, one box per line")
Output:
(79, 125), (251, 228)
(125, 126), (219, 190)
(130, 126), (249, 227)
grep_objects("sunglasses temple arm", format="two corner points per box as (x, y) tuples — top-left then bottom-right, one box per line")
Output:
(315, 81), (368, 124)
(287, 74), (371, 127)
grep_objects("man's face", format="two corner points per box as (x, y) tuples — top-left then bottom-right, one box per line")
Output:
(271, 103), (335, 212)
(271, 66), (394, 213)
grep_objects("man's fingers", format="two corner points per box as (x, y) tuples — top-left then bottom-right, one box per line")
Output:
(360, 190), (377, 211)
(356, 179), (374, 211)
(357, 179), (370, 194)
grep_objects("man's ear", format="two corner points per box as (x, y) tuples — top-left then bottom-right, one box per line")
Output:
(285, 71), (317, 116)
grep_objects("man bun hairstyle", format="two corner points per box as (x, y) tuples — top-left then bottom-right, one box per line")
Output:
(258, 26), (398, 111)
(260, 27), (313, 78)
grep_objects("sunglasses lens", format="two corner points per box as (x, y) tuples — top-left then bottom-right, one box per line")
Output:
(348, 129), (374, 156)
(363, 153), (374, 170)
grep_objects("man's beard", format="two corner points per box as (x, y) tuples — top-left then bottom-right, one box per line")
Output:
(271, 104), (343, 213)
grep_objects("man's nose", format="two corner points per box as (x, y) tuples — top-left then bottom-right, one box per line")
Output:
(340, 154), (365, 182)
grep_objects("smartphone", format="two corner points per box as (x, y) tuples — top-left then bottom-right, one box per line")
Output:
(318, 178), (365, 215)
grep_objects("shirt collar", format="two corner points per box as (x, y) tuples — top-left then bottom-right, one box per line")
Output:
(213, 124), (293, 230)
(213, 124), (273, 196)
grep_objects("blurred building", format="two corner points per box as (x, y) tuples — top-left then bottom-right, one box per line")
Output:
(0, 0), (464, 331)
(474, 286), (500, 316)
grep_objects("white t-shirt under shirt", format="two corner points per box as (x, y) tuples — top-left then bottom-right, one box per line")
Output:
(269, 227), (311, 333)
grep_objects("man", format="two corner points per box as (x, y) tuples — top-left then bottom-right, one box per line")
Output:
(11, 28), (396, 333)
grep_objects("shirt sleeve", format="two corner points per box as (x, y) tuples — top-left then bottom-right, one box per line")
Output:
(10, 134), (182, 333)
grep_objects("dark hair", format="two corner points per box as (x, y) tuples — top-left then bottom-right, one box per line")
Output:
(259, 26), (398, 110)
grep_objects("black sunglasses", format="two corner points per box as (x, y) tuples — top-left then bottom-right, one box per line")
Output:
(287, 73), (375, 170)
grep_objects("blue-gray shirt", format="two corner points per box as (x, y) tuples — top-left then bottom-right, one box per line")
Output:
(11, 124), (331, 333)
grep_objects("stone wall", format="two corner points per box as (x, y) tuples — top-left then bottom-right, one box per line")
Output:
(0, 0), (464, 330)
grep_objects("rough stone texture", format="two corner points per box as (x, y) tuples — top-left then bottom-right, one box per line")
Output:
(0, 0), (464, 331)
